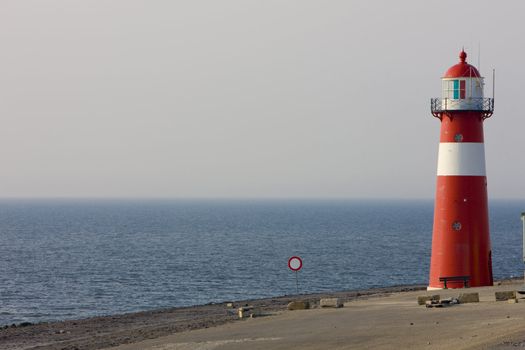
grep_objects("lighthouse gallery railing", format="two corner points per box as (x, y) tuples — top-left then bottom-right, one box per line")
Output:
(431, 97), (494, 119)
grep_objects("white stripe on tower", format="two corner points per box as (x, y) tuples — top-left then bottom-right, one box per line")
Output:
(437, 142), (486, 176)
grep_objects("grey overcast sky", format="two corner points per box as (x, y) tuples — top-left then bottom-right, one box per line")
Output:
(1, 0), (524, 199)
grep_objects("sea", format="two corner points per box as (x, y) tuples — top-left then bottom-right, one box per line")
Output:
(0, 199), (523, 326)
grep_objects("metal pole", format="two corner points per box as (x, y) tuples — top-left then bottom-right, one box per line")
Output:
(295, 271), (299, 294)
(493, 69), (496, 100)
(478, 42), (481, 72)
(522, 212), (525, 281)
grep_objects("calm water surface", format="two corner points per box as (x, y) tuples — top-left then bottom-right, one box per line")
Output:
(0, 199), (523, 325)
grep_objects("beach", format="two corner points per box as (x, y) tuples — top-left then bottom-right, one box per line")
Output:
(3, 279), (525, 349)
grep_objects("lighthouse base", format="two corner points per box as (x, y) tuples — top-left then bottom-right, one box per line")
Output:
(428, 175), (493, 289)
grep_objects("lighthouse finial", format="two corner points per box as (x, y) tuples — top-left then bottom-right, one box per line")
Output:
(460, 49), (467, 63)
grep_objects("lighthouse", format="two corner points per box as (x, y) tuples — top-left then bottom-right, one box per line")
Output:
(428, 50), (494, 289)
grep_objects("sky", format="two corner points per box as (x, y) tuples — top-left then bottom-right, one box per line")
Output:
(1, 0), (524, 199)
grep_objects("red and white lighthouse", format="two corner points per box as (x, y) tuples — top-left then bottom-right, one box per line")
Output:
(428, 50), (494, 289)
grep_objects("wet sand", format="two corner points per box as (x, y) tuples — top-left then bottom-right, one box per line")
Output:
(3, 280), (525, 350)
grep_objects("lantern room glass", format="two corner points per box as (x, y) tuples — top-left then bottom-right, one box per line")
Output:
(443, 79), (466, 100)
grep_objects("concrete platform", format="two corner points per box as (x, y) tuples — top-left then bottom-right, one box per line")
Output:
(108, 280), (525, 350)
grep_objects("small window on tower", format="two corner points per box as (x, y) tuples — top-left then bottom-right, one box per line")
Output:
(453, 80), (459, 99)
(459, 80), (466, 99)
(444, 80), (456, 99)
(447, 79), (466, 99)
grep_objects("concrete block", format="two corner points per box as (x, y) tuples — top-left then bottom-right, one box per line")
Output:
(238, 306), (262, 318)
(287, 301), (310, 310)
(320, 298), (343, 308)
(495, 291), (517, 301)
(238, 306), (253, 318)
(458, 292), (479, 303)
(425, 300), (444, 308)
(417, 295), (440, 305)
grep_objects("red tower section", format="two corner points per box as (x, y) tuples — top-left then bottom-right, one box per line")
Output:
(428, 50), (494, 289)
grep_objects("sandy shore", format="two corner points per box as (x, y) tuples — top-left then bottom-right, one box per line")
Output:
(3, 280), (525, 349)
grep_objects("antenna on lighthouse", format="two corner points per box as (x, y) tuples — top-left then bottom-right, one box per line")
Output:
(492, 68), (496, 100)
(478, 42), (481, 71)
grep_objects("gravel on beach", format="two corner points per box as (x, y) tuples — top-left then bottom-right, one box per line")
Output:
(0, 284), (426, 350)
